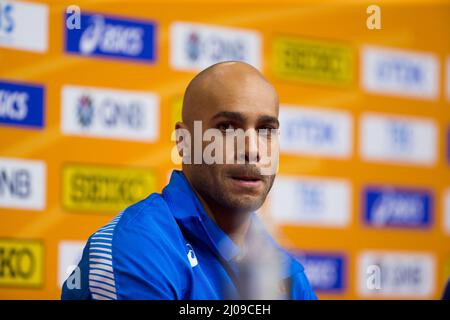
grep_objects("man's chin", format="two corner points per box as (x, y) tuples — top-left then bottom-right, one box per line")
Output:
(225, 194), (265, 213)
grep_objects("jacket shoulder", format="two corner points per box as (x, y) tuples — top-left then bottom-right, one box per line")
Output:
(64, 193), (191, 300)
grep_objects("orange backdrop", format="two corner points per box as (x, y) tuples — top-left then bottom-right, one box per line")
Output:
(0, 0), (449, 299)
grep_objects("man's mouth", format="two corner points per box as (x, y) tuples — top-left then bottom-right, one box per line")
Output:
(231, 175), (260, 181)
(229, 173), (263, 189)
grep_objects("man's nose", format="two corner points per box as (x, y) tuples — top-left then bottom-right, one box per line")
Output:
(244, 129), (260, 164)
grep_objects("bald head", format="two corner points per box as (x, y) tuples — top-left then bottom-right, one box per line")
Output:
(182, 61), (278, 125)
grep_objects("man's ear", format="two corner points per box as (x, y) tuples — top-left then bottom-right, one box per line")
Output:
(174, 121), (191, 158)
(175, 121), (186, 131)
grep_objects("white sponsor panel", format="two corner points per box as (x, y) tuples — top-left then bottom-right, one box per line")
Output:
(58, 241), (85, 288)
(0, 157), (46, 210)
(361, 46), (439, 100)
(269, 176), (351, 227)
(444, 189), (450, 235)
(170, 22), (262, 71)
(0, 0), (48, 52)
(360, 113), (437, 166)
(61, 85), (159, 142)
(447, 57), (450, 102)
(358, 251), (435, 298)
(279, 105), (353, 158)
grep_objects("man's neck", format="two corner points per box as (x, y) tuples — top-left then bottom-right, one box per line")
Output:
(192, 186), (252, 247)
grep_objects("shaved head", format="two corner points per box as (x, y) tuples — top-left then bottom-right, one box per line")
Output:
(182, 61), (278, 125)
(176, 61), (280, 226)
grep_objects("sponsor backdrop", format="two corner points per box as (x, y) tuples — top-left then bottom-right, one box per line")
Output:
(0, 0), (449, 299)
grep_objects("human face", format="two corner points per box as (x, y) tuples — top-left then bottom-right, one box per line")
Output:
(182, 79), (280, 214)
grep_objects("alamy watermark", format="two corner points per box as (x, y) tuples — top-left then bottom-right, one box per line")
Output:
(170, 121), (280, 176)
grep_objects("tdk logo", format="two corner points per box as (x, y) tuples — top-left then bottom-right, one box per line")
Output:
(364, 186), (432, 228)
(65, 12), (156, 63)
(295, 252), (345, 292)
(361, 46), (439, 100)
(286, 118), (335, 145)
(376, 59), (423, 85)
(279, 106), (352, 158)
(0, 80), (45, 129)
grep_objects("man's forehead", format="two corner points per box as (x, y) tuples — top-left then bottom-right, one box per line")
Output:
(208, 109), (279, 125)
(209, 102), (277, 116)
(182, 61), (279, 124)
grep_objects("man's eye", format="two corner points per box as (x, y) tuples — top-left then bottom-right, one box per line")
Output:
(217, 123), (235, 131)
(258, 127), (278, 135)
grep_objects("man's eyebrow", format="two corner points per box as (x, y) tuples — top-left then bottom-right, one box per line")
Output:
(257, 115), (279, 127)
(211, 111), (247, 122)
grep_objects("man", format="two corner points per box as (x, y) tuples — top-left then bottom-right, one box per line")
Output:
(62, 61), (316, 300)
(443, 278), (450, 300)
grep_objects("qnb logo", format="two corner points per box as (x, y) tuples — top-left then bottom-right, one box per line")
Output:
(171, 22), (261, 71)
(186, 33), (200, 61)
(62, 85), (159, 142)
(185, 32), (246, 62)
(377, 60), (424, 85)
(100, 100), (143, 129)
(186, 244), (198, 268)
(388, 121), (413, 153)
(0, 168), (31, 199)
(79, 15), (144, 56)
(76, 95), (94, 127)
(285, 119), (335, 146)
(76, 95), (144, 130)
(0, 158), (45, 211)
(0, 2), (14, 34)
(297, 184), (324, 213)
(0, 89), (29, 121)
